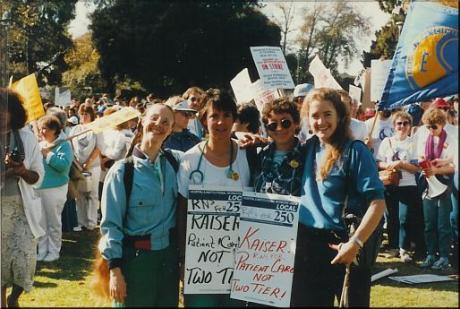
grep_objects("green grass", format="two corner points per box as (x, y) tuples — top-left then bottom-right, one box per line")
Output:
(10, 230), (459, 307)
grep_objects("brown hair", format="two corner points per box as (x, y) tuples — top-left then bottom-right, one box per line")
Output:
(262, 98), (300, 125)
(422, 107), (447, 126)
(304, 88), (352, 180)
(391, 110), (413, 127)
(0, 88), (28, 129)
(38, 114), (62, 137)
(199, 89), (237, 131)
(78, 103), (96, 121)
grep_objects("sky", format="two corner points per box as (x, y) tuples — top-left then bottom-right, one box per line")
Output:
(68, 1), (391, 77)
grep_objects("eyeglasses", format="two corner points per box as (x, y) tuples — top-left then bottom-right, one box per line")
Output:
(189, 97), (198, 102)
(265, 119), (292, 132)
(395, 121), (410, 127)
(426, 124), (438, 130)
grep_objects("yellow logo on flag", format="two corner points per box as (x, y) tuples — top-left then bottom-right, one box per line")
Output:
(9, 74), (45, 122)
(406, 26), (458, 89)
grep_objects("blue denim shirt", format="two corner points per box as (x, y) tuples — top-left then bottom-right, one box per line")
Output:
(299, 137), (385, 231)
(163, 129), (201, 153)
(99, 146), (181, 267)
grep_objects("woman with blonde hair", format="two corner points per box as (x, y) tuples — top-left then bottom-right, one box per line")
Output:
(292, 88), (385, 307)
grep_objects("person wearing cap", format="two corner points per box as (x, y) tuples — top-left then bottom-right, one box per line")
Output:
(183, 87), (206, 139)
(163, 96), (201, 152)
(293, 83), (314, 143)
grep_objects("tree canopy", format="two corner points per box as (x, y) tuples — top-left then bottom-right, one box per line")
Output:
(2, 0), (77, 85)
(90, 0), (281, 97)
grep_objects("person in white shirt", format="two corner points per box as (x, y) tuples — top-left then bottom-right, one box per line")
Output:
(177, 89), (249, 307)
(365, 109), (394, 156)
(338, 90), (368, 142)
(376, 111), (420, 262)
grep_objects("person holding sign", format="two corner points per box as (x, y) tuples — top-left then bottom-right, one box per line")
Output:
(293, 88), (385, 307)
(96, 103), (181, 307)
(253, 98), (305, 196)
(177, 89), (250, 307)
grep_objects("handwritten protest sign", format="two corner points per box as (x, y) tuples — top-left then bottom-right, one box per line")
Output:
(252, 79), (281, 112)
(250, 46), (295, 90)
(309, 55), (343, 90)
(184, 185), (241, 294)
(231, 192), (300, 307)
(55, 87), (72, 106)
(370, 59), (392, 102)
(83, 107), (140, 134)
(349, 84), (362, 104)
(231, 68), (254, 104)
(9, 74), (45, 122)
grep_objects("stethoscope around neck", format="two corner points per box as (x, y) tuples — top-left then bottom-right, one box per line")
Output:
(189, 139), (239, 185)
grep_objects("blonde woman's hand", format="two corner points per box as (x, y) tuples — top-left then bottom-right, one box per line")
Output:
(109, 268), (127, 304)
(329, 240), (360, 265)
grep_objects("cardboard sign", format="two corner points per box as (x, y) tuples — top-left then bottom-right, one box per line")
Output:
(370, 59), (392, 102)
(250, 46), (295, 90)
(309, 55), (343, 90)
(231, 68), (254, 104)
(9, 74), (45, 122)
(83, 107), (140, 134)
(252, 79), (281, 112)
(184, 185), (242, 294)
(231, 192), (300, 307)
(55, 87), (72, 106)
(349, 85), (362, 104)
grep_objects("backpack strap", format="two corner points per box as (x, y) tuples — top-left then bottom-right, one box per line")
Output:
(162, 148), (179, 173)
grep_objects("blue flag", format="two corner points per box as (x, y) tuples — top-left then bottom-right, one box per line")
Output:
(379, 1), (458, 110)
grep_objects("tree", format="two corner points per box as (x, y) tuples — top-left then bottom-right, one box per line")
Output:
(2, 0), (77, 85)
(293, 1), (369, 83)
(90, 0), (281, 97)
(361, 0), (408, 67)
(62, 33), (107, 98)
(271, 2), (295, 55)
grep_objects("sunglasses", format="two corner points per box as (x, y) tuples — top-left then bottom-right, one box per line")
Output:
(426, 124), (438, 130)
(265, 119), (292, 132)
(395, 121), (410, 126)
(180, 111), (196, 118)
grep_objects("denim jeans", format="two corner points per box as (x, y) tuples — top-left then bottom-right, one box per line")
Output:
(385, 186), (418, 250)
(423, 194), (452, 257)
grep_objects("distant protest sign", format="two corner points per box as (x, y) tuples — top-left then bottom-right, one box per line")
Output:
(55, 87), (72, 106)
(349, 84), (362, 104)
(252, 79), (281, 112)
(184, 185), (241, 294)
(370, 59), (392, 102)
(309, 55), (343, 90)
(250, 46), (295, 90)
(231, 192), (299, 307)
(83, 107), (140, 134)
(231, 68), (254, 104)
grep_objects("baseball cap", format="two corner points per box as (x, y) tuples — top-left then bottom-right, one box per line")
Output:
(67, 116), (79, 125)
(293, 83), (314, 98)
(168, 100), (197, 112)
(432, 97), (450, 109)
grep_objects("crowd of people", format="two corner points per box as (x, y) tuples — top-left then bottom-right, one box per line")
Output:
(1, 83), (458, 307)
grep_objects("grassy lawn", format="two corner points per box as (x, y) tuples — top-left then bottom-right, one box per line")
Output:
(11, 230), (459, 307)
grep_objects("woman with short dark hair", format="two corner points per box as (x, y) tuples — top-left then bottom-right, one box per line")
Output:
(1, 88), (44, 307)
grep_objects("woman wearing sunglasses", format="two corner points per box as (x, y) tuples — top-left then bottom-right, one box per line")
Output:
(416, 107), (456, 270)
(292, 88), (385, 307)
(177, 89), (251, 307)
(253, 98), (305, 196)
(376, 111), (421, 263)
(164, 96), (201, 152)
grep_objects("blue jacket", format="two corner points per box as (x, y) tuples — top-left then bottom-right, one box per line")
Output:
(99, 146), (181, 269)
(299, 136), (385, 231)
(163, 129), (201, 153)
(38, 137), (73, 189)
